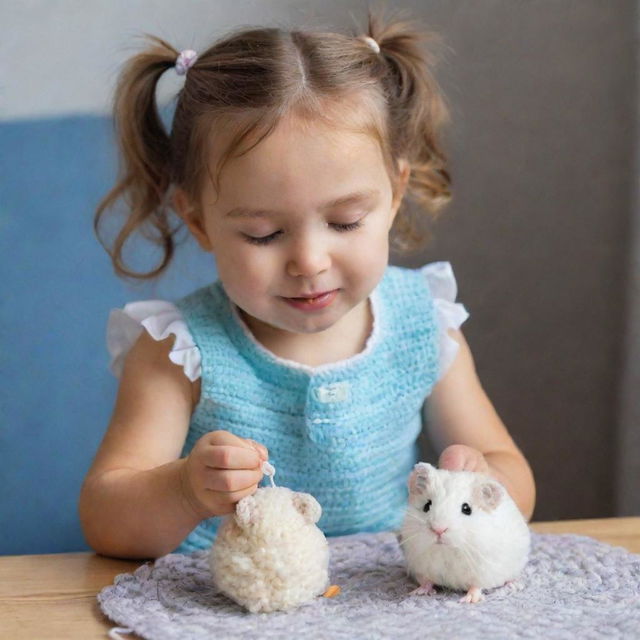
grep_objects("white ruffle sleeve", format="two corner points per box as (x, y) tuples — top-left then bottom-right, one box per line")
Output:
(106, 301), (201, 382)
(420, 261), (470, 380)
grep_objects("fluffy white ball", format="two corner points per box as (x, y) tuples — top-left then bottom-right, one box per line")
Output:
(209, 486), (330, 613)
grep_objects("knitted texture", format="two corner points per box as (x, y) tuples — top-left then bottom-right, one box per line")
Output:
(172, 265), (440, 552)
(98, 531), (640, 640)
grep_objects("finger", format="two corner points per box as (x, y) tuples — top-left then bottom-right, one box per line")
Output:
(475, 455), (491, 474)
(209, 484), (259, 514)
(205, 429), (261, 454)
(467, 454), (484, 472)
(205, 431), (266, 465)
(202, 468), (264, 492)
(245, 438), (269, 461)
(438, 445), (466, 471)
(461, 448), (483, 472)
(206, 445), (262, 470)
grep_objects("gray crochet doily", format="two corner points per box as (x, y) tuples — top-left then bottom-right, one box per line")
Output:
(98, 531), (640, 640)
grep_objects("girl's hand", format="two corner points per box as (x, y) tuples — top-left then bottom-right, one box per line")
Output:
(179, 430), (269, 520)
(438, 444), (490, 474)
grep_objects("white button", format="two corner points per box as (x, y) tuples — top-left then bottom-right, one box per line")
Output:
(314, 382), (350, 403)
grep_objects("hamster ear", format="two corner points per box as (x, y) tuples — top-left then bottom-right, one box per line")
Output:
(408, 462), (437, 495)
(473, 480), (504, 512)
(235, 494), (258, 530)
(292, 492), (322, 524)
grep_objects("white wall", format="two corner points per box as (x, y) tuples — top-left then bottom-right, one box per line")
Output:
(0, 0), (367, 120)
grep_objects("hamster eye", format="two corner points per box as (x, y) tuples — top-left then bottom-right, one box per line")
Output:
(423, 500), (432, 513)
(461, 503), (472, 516)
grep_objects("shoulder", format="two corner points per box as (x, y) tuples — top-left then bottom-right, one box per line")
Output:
(124, 321), (201, 412)
(383, 262), (471, 381)
(108, 300), (202, 380)
(384, 261), (460, 297)
(379, 264), (430, 304)
(106, 298), (203, 409)
(381, 262), (466, 314)
(125, 323), (183, 366)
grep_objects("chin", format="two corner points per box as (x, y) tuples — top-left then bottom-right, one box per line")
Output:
(277, 302), (354, 334)
(240, 307), (336, 336)
(279, 315), (340, 335)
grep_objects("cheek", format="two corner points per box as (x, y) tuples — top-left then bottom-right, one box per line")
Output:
(225, 244), (272, 271)
(215, 243), (275, 297)
(348, 225), (390, 276)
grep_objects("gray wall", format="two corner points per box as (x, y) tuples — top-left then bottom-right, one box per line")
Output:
(405, 0), (638, 520)
(615, 1), (640, 517)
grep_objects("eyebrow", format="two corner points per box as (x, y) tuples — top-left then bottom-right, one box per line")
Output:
(224, 189), (380, 219)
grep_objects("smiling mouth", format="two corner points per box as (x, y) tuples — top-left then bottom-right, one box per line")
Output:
(281, 289), (339, 311)
(288, 290), (335, 300)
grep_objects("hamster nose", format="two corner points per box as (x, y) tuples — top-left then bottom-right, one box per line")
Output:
(431, 526), (448, 537)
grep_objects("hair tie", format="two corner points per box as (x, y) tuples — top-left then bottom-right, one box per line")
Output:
(361, 36), (380, 54)
(175, 49), (198, 76)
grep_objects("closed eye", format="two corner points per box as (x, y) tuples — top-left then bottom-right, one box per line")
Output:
(243, 220), (363, 246)
(331, 221), (362, 232)
(243, 230), (283, 245)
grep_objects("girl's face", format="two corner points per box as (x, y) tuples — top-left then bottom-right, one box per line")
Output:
(175, 114), (409, 339)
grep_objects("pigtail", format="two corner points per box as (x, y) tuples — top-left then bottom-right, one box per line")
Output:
(366, 7), (453, 252)
(94, 35), (180, 280)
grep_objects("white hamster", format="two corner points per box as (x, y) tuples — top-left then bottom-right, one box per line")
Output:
(399, 462), (531, 603)
(209, 486), (330, 613)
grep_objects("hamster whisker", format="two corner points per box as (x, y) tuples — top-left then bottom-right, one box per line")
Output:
(402, 509), (425, 524)
(453, 543), (477, 568)
(397, 532), (423, 547)
(454, 540), (502, 572)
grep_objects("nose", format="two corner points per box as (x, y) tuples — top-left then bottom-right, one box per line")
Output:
(431, 526), (448, 537)
(285, 230), (331, 278)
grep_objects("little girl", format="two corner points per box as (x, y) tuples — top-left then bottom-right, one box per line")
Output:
(79, 10), (536, 559)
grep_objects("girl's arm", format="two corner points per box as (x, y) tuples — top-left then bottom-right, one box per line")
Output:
(425, 328), (537, 521)
(78, 330), (265, 559)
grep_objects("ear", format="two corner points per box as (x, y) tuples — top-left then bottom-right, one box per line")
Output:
(172, 186), (213, 252)
(292, 492), (322, 524)
(472, 480), (504, 513)
(235, 494), (258, 530)
(408, 461), (436, 495)
(389, 158), (411, 224)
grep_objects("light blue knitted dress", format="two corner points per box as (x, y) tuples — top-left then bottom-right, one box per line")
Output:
(172, 265), (442, 553)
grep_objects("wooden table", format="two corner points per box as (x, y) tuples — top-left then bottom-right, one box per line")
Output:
(1, 517), (638, 639)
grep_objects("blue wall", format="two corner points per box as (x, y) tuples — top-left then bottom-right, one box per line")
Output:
(0, 115), (214, 554)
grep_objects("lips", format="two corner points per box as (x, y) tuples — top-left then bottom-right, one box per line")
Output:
(289, 290), (334, 300)
(282, 289), (339, 311)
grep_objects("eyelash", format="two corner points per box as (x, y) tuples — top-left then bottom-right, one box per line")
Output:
(243, 221), (363, 246)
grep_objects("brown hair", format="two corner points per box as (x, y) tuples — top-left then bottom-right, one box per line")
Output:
(94, 5), (452, 280)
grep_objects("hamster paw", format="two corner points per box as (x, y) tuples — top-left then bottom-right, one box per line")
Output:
(459, 586), (484, 604)
(409, 580), (437, 596)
